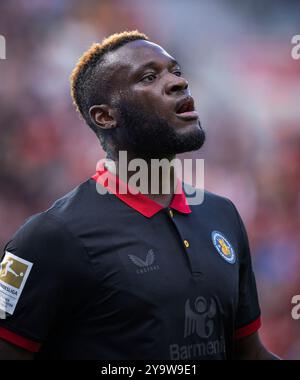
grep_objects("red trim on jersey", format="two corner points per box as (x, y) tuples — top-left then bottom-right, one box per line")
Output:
(91, 160), (191, 217)
(0, 327), (41, 353)
(235, 317), (261, 340)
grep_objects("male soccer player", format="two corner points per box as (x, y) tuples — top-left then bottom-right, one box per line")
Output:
(0, 31), (279, 360)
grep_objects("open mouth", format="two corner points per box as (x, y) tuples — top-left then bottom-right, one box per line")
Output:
(175, 97), (199, 120)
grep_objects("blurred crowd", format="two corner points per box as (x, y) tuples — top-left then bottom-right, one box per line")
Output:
(0, 0), (299, 359)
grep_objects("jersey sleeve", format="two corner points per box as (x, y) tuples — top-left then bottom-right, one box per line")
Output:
(0, 212), (91, 353)
(229, 201), (261, 340)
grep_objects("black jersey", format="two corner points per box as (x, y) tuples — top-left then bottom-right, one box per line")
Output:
(0, 164), (261, 359)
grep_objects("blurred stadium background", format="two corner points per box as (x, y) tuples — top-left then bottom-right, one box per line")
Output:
(0, 0), (299, 359)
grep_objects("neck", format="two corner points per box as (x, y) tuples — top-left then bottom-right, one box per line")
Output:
(105, 152), (177, 207)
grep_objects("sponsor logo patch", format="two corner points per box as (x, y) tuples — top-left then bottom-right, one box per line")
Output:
(169, 296), (226, 359)
(184, 296), (217, 338)
(0, 252), (33, 315)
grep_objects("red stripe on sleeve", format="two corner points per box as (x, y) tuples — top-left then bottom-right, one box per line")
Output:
(235, 317), (261, 340)
(0, 327), (41, 353)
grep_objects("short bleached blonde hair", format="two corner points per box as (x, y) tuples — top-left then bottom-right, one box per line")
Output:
(70, 30), (148, 124)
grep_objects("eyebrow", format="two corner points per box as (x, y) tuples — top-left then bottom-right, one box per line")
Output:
(133, 58), (181, 76)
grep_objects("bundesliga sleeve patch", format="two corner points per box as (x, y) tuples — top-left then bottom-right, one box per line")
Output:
(0, 252), (33, 315)
(211, 231), (236, 264)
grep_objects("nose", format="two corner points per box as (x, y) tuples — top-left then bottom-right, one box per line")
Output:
(165, 74), (189, 95)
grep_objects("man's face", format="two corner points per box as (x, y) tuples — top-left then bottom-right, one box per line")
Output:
(104, 39), (205, 158)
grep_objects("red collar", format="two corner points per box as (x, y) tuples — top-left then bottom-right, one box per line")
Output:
(91, 161), (191, 218)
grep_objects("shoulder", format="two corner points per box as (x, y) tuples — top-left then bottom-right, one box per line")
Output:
(46, 179), (94, 218)
(183, 183), (244, 234)
(8, 211), (65, 247)
(183, 182), (237, 213)
(4, 211), (82, 262)
(3, 181), (95, 262)
(46, 178), (115, 228)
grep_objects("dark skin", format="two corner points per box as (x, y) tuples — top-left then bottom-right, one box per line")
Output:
(0, 40), (280, 360)
(235, 332), (280, 360)
(90, 40), (200, 207)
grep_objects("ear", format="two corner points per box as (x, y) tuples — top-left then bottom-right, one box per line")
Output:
(89, 105), (117, 130)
